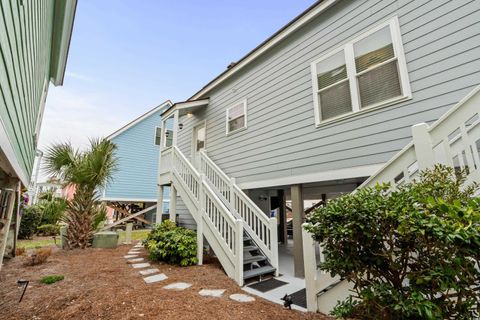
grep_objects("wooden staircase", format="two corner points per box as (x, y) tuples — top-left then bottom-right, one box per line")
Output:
(160, 146), (278, 285)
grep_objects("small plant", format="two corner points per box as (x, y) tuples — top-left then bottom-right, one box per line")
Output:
(15, 247), (26, 256)
(143, 220), (198, 267)
(40, 275), (64, 284)
(23, 247), (52, 266)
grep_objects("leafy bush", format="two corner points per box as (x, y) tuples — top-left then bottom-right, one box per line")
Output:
(40, 275), (64, 284)
(18, 206), (41, 239)
(93, 205), (107, 230)
(37, 224), (61, 236)
(143, 220), (198, 266)
(38, 195), (66, 225)
(305, 165), (480, 319)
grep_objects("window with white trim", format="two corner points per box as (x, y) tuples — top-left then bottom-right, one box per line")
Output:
(154, 126), (162, 146)
(226, 100), (247, 134)
(311, 17), (411, 124)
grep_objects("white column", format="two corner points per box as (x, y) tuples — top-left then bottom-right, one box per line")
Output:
(172, 110), (179, 147)
(197, 175), (205, 265)
(156, 185), (164, 224)
(412, 123), (435, 170)
(169, 185), (177, 222)
(302, 225), (318, 312)
(235, 219), (244, 286)
(291, 184), (305, 278)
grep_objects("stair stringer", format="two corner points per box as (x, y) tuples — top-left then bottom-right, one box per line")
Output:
(171, 172), (237, 281)
(316, 280), (354, 315)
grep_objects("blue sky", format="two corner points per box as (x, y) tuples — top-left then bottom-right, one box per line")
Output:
(38, 0), (316, 151)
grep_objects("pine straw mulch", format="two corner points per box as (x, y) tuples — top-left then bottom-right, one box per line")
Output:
(0, 243), (332, 320)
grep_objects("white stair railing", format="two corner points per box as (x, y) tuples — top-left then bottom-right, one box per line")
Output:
(361, 85), (480, 189)
(168, 146), (244, 285)
(302, 85), (480, 313)
(199, 151), (279, 273)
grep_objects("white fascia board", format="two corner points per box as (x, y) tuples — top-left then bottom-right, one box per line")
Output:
(101, 197), (159, 203)
(107, 100), (173, 140)
(0, 118), (29, 185)
(237, 164), (383, 190)
(190, 0), (339, 100)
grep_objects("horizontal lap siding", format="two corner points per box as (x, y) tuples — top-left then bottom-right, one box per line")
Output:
(104, 111), (162, 201)
(0, 0), (53, 178)
(176, 0), (480, 186)
(175, 195), (196, 230)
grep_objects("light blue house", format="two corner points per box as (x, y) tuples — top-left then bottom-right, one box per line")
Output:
(102, 101), (172, 222)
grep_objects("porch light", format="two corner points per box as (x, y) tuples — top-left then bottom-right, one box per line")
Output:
(186, 112), (193, 118)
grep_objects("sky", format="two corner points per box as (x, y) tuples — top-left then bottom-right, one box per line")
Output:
(36, 0), (315, 180)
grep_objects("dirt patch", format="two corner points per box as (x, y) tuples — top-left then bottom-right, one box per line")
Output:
(0, 244), (332, 320)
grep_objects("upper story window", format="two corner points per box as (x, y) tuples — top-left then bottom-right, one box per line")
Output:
(311, 17), (411, 125)
(154, 127), (162, 146)
(226, 99), (247, 134)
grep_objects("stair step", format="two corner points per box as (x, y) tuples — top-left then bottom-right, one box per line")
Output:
(243, 265), (276, 280)
(243, 255), (267, 264)
(243, 245), (259, 252)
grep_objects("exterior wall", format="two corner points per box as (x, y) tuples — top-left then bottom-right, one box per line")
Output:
(104, 109), (164, 202)
(177, 0), (480, 187)
(175, 195), (196, 230)
(0, 0), (55, 182)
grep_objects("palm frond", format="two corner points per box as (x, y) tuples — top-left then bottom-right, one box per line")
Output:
(42, 142), (77, 182)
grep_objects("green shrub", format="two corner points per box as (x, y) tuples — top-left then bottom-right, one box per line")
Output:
(93, 205), (107, 230)
(37, 194), (66, 225)
(40, 275), (64, 284)
(305, 165), (480, 319)
(18, 206), (41, 239)
(143, 220), (198, 266)
(37, 224), (60, 236)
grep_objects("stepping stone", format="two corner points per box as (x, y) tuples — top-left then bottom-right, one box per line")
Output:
(163, 282), (192, 290)
(131, 263), (150, 269)
(127, 258), (144, 263)
(198, 289), (225, 297)
(229, 293), (255, 302)
(128, 250), (141, 254)
(134, 244), (143, 248)
(124, 255), (138, 259)
(143, 273), (168, 284)
(139, 268), (159, 276)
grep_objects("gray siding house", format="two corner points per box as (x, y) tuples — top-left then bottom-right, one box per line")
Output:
(156, 0), (480, 311)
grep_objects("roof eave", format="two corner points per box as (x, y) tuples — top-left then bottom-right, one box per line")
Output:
(49, 0), (78, 86)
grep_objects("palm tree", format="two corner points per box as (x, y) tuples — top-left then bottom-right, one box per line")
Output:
(43, 138), (117, 249)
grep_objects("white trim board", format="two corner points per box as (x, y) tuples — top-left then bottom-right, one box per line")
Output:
(190, 0), (340, 100)
(101, 197), (168, 203)
(237, 164), (383, 190)
(107, 100), (172, 140)
(0, 117), (29, 185)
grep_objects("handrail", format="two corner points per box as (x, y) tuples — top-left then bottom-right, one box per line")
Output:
(198, 151), (278, 272)
(361, 85), (480, 189)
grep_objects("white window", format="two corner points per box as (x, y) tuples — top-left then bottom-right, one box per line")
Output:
(311, 17), (411, 125)
(226, 99), (247, 134)
(154, 127), (162, 146)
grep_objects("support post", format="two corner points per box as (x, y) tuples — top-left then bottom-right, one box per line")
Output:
(156, 185), (164, 224)
(269, 217), (279, 276)
(229, 177), (236, 214)
(235, 219), (244, 286)
(0, 179), (18, 271)
(124, 223), (133, 244)
(169, 185), (177, 222)
(302, 225), (318, 312)
(197, 175), (205, 265)
(412, 123), (435, 170)
(291, 184), (305, 278)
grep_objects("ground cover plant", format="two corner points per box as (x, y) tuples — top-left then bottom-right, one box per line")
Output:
(143, 220), (198, 266)
(305, 165), (480, 319)
(40, 275), (64, 284)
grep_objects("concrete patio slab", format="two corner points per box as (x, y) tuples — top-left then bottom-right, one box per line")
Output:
(131, 263), (150, 269)
(230, 293), (255, 302)
(143, 273), (168, 284)
(139, 268), (159, 276)
(198, 289), (225, 297)
(163, 282), (192, 290)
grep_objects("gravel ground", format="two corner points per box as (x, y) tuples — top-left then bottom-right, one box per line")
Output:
(0, 244), (332, 320)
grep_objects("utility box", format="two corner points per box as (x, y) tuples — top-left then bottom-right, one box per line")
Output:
(92, 231), (118, 249)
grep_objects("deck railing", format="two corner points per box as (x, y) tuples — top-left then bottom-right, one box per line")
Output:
(199, 151), (278, 273)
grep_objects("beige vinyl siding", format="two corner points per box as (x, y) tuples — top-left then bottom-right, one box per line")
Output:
(176, 0), (480, 186)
